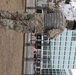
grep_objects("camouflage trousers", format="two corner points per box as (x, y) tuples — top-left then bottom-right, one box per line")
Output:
(0, 19), (35, 33)
(0, 10), (35, 20)
(0, 10), (44, 34)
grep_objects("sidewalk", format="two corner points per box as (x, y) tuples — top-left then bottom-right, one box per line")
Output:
(0, 0), (25, 12)
(0, 0), (25, 75)
(23, 33), (28, 74)
(0, 27), (23, 75)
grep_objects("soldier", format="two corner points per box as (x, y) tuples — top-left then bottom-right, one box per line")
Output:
(0, 10), (75, 39)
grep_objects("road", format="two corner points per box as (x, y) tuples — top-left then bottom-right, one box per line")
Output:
(23, 33), (34, 75)
(26, 45), (34, 74)
(26, 33), (34, 74)
(24, 0), (36, 74)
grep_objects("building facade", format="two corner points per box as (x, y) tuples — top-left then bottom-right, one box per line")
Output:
(41, 69), (73, 75)
(41, 29), (76, 69)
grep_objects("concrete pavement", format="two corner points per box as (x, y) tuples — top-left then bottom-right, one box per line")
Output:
(23, 33), (28, 74)
(26, 33), (35, 74)
(23, 33), (34, 74)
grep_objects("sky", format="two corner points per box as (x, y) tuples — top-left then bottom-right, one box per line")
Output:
(71, 69), (76, 75)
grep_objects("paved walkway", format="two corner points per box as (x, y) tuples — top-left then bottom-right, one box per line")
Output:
(0, 0), (25, 12)
(24, 33), (34, 74)
(0, 28), (23, 75)
(0, 0), (26, 75)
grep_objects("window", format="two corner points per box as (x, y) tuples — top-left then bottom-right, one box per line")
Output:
(36, 68), (40, 71)
(65, 0), (70, 4)
(37, 55), (41, 58)
(43, 51), (47, 55)
(72, 32), (76, 36)
(36, 8), (42, 13)
(36, 62), (40, 66)
(43, 56), (48, 59)
(35, 41), (41, 49)
(43, 64), (47, 68)
(72, 21), (76, 30)
(71, 37), (76, 41)
(44, 36), (48, 40)
(48, 65), (51, 68)
(36, 34), (41, 39)
(43, 46), (47, 50)
(49, 69), (52, 73)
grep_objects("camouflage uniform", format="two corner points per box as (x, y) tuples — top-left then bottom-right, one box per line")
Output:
(46, 28), (64, 39)
(0, 10), (72, 39)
